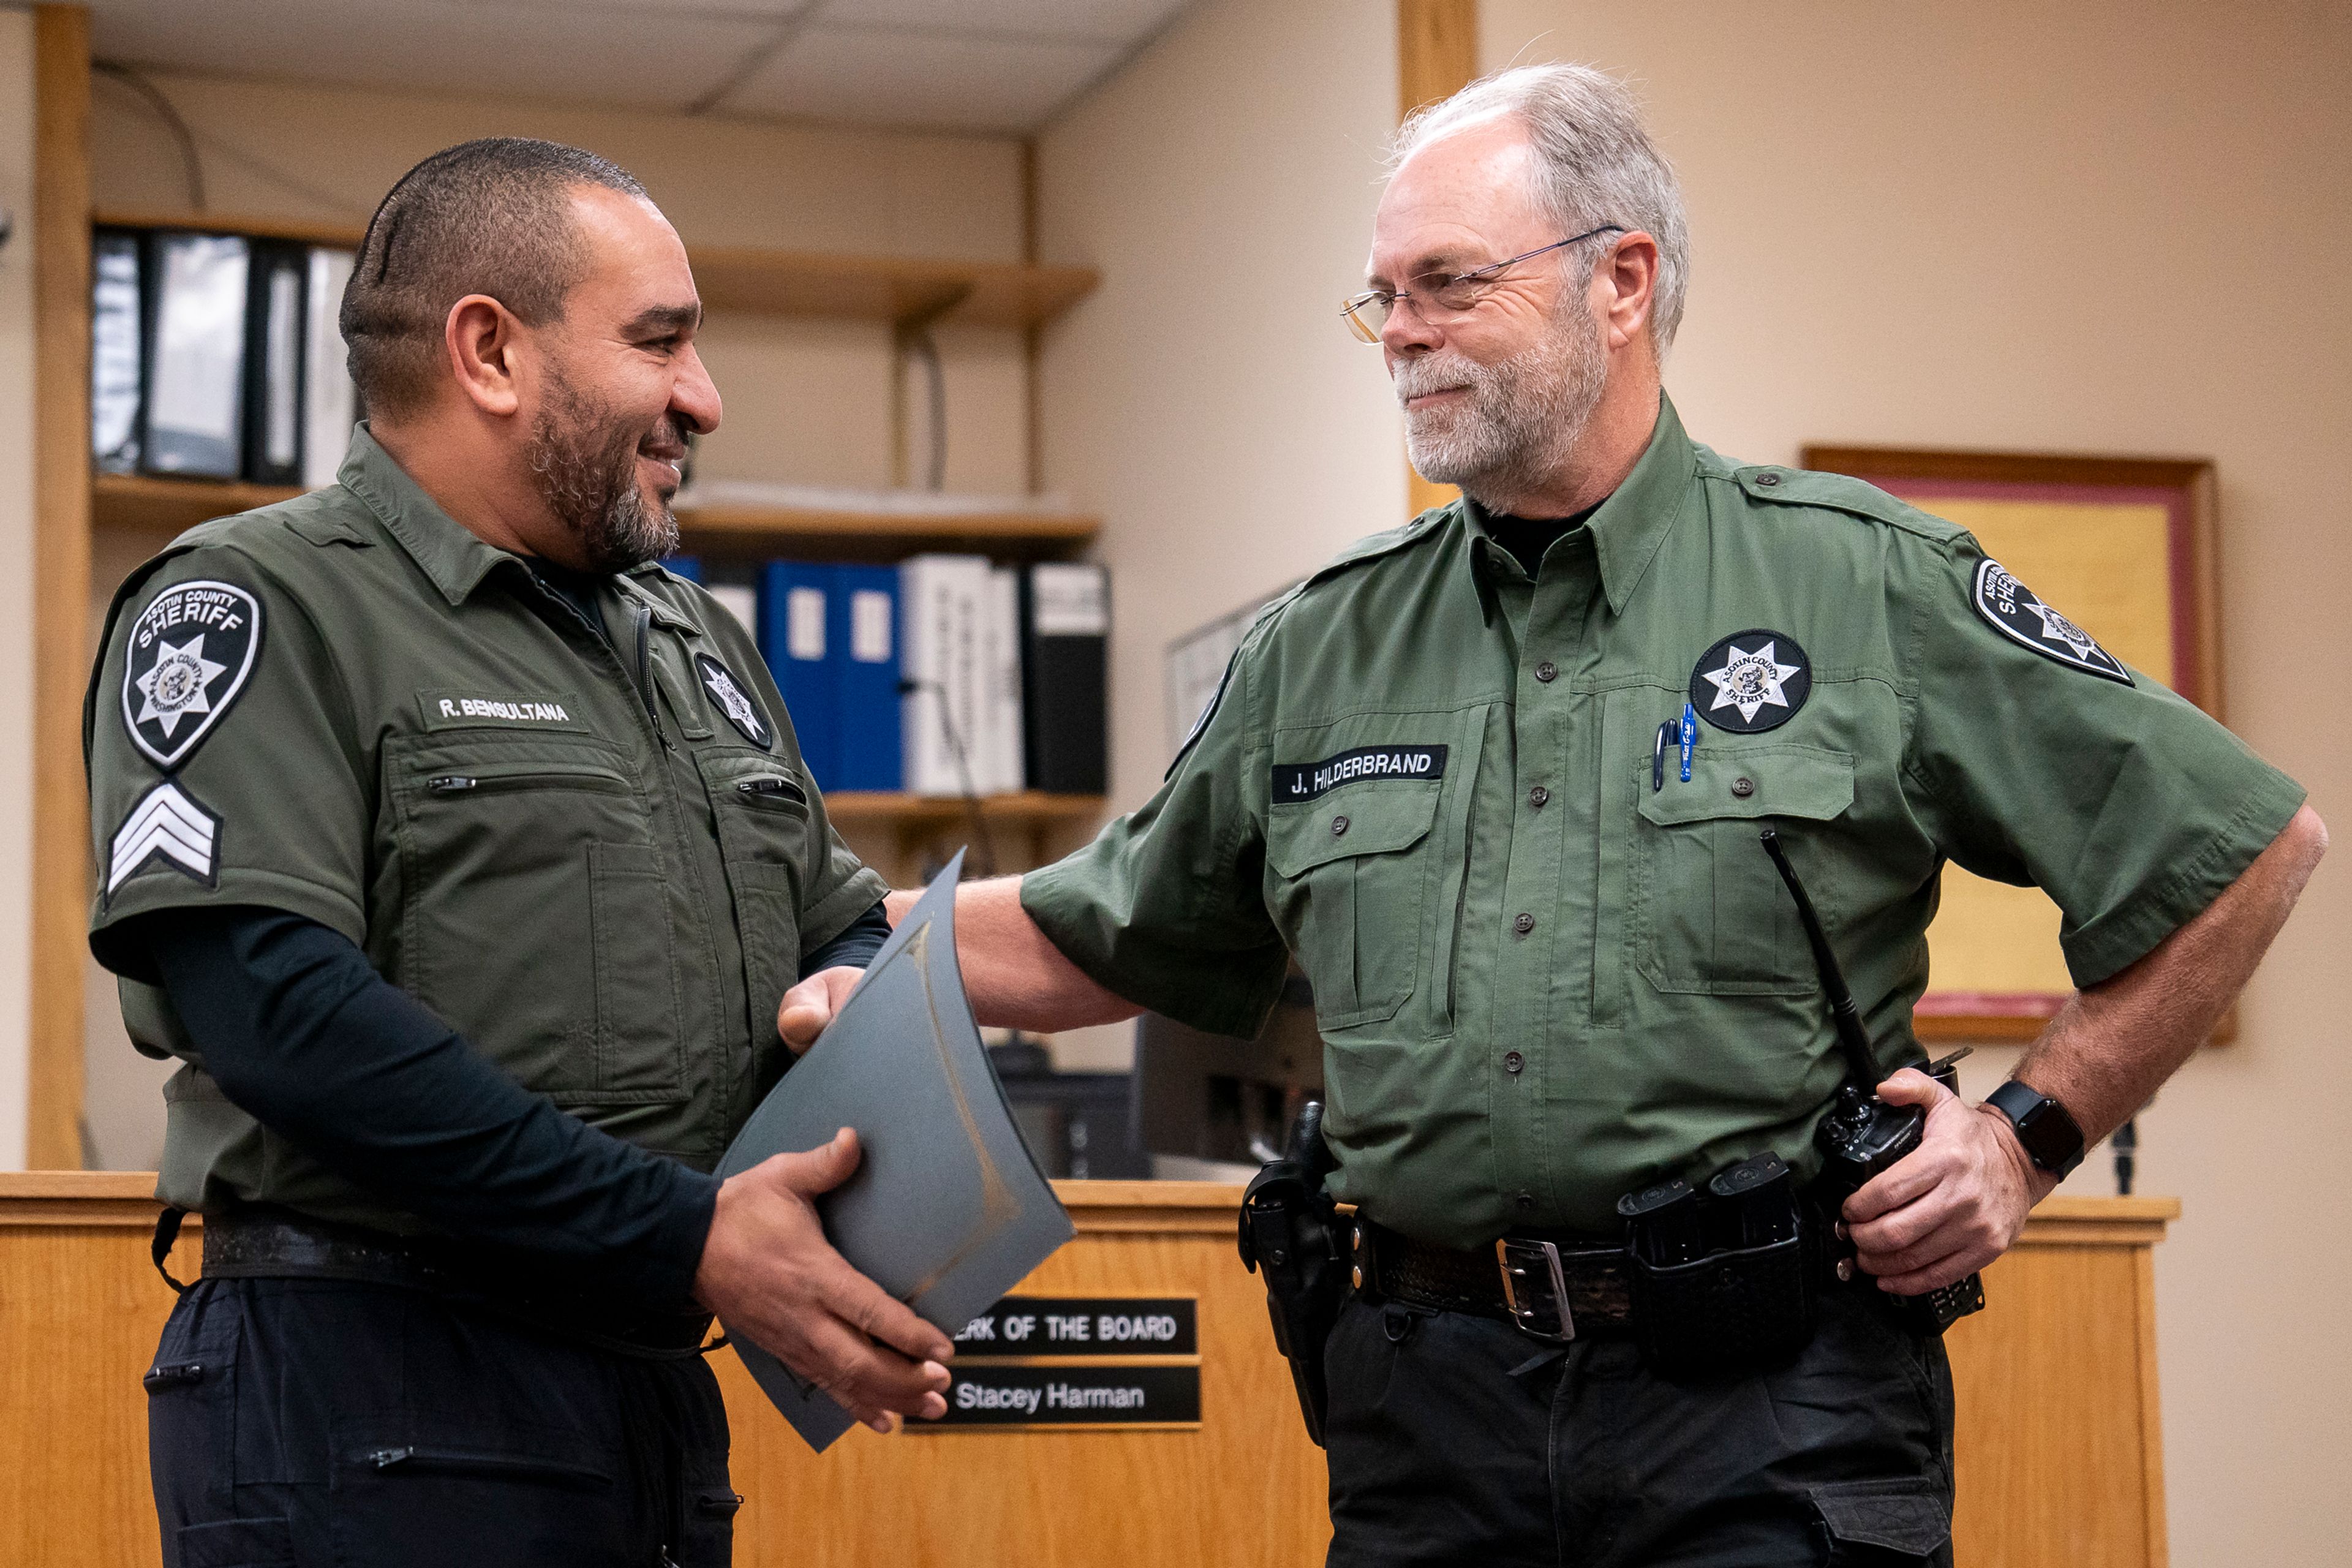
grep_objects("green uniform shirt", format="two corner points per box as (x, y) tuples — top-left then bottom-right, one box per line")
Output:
(86, 428), (887, 1229)
(1025, 397), (2304, 1242)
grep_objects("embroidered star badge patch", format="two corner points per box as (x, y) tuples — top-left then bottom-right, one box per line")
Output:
(1969, 559), (2132, 684)
(695, 652), (774, 749)
(121, 579), (262, 769)
(1689, 629), (1812, 734)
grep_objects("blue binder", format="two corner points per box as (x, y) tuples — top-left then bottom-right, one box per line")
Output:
(760, 561), (840, 787)
(663, 554), (702, 583)
(831, 564), (903, 791)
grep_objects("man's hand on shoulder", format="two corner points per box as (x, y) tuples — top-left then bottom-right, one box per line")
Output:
(692, 1128), (954, 1432)
(1840, 1068), (2058, 1295)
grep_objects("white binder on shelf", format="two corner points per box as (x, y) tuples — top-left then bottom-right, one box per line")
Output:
(91, 230), (145, 474)
(982, 565), (1027, 794)
(899, 554), (990, 797)
(302, 248), (358, 489)
(141, 233), (251, 480)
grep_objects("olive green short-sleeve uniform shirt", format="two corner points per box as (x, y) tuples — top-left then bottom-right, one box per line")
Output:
(1025, 397), (2304, 1243)
(87, 428), (887, 1230)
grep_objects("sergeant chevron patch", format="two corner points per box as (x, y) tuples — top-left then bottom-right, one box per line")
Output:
(108, 779), (221, 894)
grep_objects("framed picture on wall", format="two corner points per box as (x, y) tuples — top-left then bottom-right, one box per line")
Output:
(1801, 445), (2222, 1041)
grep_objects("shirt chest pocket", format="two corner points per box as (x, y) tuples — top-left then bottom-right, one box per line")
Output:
(1265, 784), (1443, 1030)
(696, 750), (815, 1066)
(387, 736), (684, 1104)
(1630, 744), (1856, 995)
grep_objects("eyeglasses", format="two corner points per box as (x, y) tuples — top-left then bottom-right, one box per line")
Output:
(1341, 225), (1627, 344)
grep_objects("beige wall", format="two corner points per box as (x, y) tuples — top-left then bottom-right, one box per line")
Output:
(1039, 0), (2350, 1556)
(1035, 0), (1404, 841)
(0, 10), (36, 1172)
(1031, 0), (1403, 1073)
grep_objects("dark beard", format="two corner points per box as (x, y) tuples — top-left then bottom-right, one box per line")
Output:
(524, 370), (679, 573)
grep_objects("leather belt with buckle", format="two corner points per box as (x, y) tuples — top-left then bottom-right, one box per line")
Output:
(1352, 1219), (1634, 1340)
(198, 1208), (715, 1359)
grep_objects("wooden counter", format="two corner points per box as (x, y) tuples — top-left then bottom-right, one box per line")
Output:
(0, 1175), (2174, 1567)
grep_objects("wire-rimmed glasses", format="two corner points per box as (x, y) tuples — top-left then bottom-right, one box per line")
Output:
(1341, 224), (1626, 343)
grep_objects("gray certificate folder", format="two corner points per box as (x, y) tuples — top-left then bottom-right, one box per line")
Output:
(714, 851), (1074, 1450)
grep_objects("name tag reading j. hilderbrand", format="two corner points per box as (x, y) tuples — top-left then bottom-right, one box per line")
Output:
(1272, 744), (1448, 803)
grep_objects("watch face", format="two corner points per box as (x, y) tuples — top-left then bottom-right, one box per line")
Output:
(1993, 1082), (2085, 1175)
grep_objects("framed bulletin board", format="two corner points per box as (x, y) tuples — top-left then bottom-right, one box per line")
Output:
(1800, 447), (2221, 1041)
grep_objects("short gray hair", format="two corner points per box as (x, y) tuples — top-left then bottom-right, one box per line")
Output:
(1392, 63), (1691, 349)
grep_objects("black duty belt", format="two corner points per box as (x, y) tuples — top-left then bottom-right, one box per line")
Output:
(1353, 1218), (1634, 1340)
(192, 1208), (716, 1359)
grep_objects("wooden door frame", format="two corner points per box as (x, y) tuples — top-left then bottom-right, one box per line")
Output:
(1396, 0), (1476, 517)
(28, 3), (91, 1170)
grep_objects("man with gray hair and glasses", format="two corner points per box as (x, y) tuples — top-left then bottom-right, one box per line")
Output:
(792, 62), (2323, 1564)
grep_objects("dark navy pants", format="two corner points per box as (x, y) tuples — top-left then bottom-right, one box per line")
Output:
(146, 1276), (738, 1567)
(1323, 1283), (1956, 1567)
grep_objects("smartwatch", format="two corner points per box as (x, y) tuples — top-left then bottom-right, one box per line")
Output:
(1985, 1079), (2087, 1179)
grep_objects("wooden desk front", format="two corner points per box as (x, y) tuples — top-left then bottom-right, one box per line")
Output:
(0, 1177), (2173, 1566)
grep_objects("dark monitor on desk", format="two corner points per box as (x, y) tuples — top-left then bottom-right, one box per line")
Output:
(1134, 971), (1324, 1168)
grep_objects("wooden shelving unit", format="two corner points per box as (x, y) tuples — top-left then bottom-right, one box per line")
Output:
(824, 791), (1107, 829)
(93, 209), (1100, 331)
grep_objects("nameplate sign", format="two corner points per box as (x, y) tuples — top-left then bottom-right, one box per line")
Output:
(951, 1296), (1197, 1357)
(932, 1363), (1202, 1429)
(916, 1296), (1202, 1431)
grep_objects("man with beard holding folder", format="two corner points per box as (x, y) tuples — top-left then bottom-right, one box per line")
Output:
(88, 140), (952, 1567)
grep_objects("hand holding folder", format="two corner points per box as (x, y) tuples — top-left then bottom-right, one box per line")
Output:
(693, 1125), (956, 1437)
(711, 851), (1076, 1450)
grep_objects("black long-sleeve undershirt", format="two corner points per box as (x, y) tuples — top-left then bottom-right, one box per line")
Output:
(135, 899), (891, 1307)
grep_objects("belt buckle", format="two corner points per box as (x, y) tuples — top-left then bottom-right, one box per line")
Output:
(1494, 1237), (1576, 1343)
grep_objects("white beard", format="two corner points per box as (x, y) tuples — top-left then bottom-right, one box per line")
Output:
(1396, 308), (1608, 508)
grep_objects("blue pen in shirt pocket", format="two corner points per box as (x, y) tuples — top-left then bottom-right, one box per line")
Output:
(1679, 702), (1697, 783)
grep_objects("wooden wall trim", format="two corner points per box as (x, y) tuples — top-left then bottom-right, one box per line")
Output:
(2135, 1243), (2171, 1566)
(28, 4), (91, 1172)
(1397, 0), (1479, 121)
(1396, 0), (1477, 519)
(0, 1173), (2179, 1247)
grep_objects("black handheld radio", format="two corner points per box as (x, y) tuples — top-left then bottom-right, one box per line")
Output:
(1758, 829), (1986, 1333)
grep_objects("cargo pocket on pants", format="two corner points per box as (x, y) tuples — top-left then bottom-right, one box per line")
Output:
(331, 1435), (631, 1564)
(172, 1515), (295, 1567)
(1809, 1477), (1951, 1564)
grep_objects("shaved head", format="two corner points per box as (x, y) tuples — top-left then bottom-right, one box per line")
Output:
(341, 137), (648, 418)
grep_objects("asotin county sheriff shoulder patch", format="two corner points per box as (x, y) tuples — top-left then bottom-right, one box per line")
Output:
(695, 652), (774, 749)
(1689, 628), (1812, 734)
(121, 579), (263, 769)
(1969, 559), (2132, 684)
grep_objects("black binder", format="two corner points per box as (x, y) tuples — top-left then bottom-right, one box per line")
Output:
(242, 240), (309, 486)
(1019, 563), (1109, 794)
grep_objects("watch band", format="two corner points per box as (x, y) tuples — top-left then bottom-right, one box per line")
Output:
(1985, 1079), (2087, 1179)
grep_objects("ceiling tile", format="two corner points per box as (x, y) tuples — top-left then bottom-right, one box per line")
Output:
(807, 0), (1191, 45)
(718, 24), (1122, 134)
(86, 0), (783, 114)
